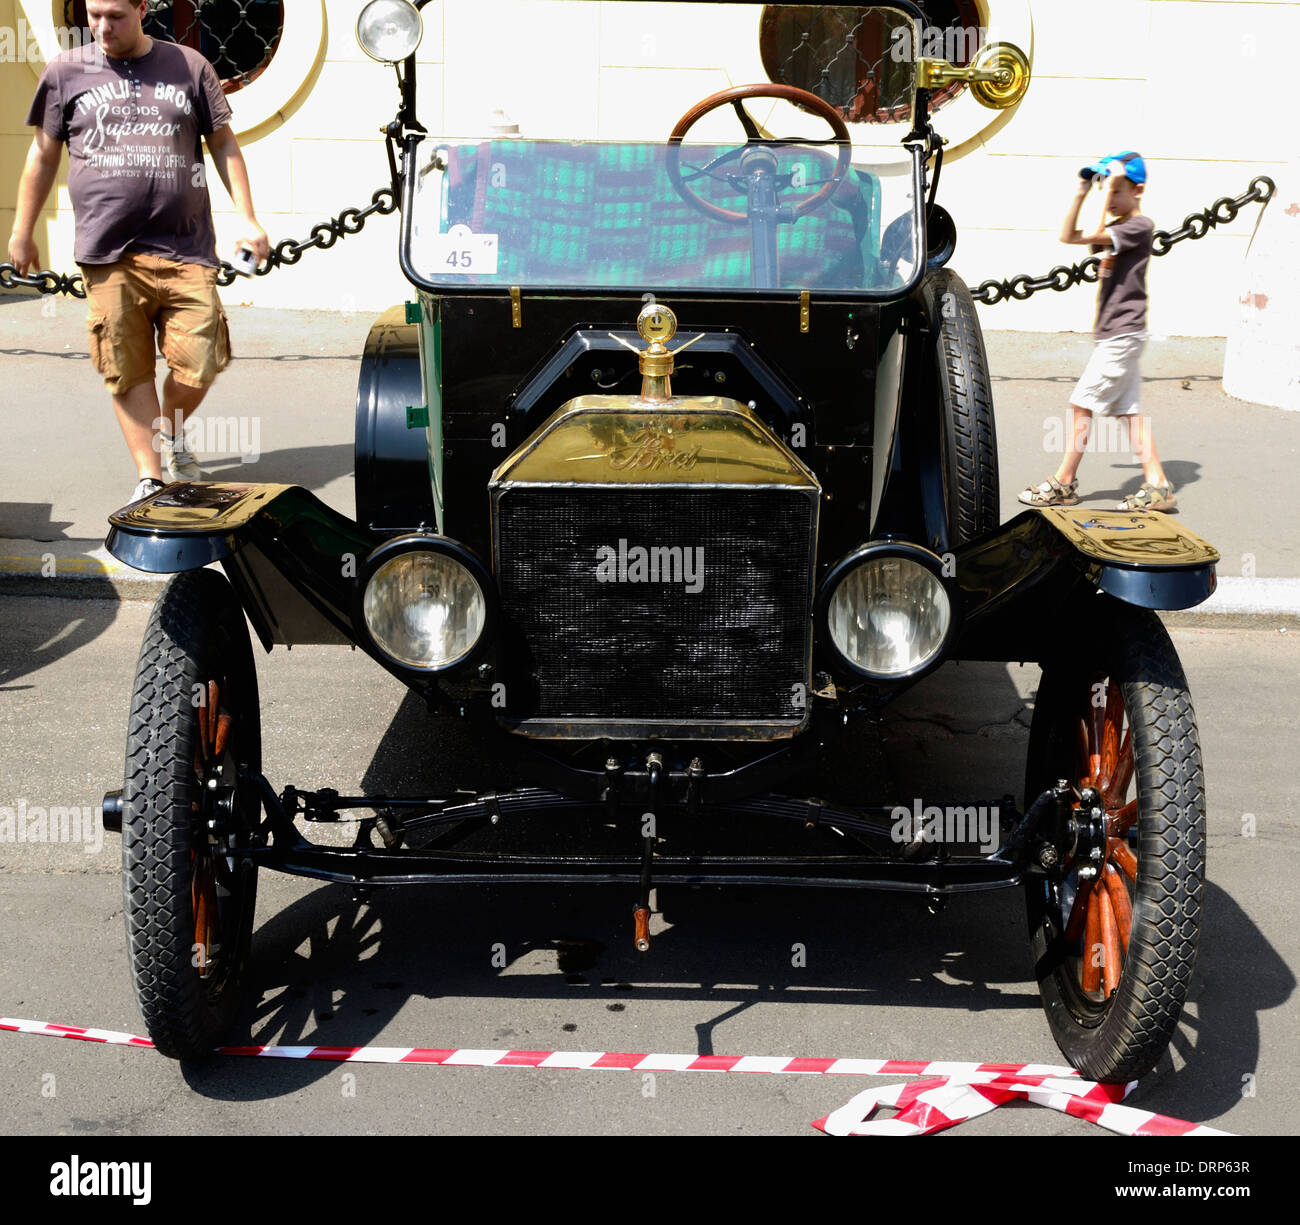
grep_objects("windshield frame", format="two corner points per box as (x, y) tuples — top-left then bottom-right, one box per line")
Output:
(391, 0), (935, 302)
(396, 135), (929, 303)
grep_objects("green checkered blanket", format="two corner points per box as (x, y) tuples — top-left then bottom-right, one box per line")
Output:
(437, 141), (887, 291)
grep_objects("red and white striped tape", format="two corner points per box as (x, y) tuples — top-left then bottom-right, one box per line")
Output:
(0, 1016), (1230, 1136)
(813, 1071), (1231, 1137)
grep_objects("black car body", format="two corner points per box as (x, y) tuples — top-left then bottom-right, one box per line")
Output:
(104, 1), (1217, 1080)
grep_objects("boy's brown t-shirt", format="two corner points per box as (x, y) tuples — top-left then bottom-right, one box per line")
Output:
(26, 41), (232, 268)
(1093, 213), (1154, 339)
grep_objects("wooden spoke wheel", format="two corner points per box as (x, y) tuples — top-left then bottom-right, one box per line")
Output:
(122, 570), (260, 1059)
(1057, 677), (1136, 1003)
(1025, 608), (1205, 1083)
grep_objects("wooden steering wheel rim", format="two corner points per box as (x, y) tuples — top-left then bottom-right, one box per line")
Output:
(666, 83), (853, 222)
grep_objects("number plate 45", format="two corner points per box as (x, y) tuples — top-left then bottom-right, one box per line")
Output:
(432, 224), (499, 275)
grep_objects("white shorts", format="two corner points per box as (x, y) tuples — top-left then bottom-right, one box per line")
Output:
(1070, 332), (1147, 417)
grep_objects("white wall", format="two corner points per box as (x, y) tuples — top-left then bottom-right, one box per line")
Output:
(5, 0), (1294, 332)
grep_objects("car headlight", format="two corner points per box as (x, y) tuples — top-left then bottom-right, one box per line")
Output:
(362, 545), (487, 670)
(823, 546), (953, 679)
(356, 0), (423, 64)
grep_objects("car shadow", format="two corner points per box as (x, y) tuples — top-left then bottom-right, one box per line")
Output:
(179, 658), (1283, 1132)
(184, 660), (1044, 1099)
(182, 873), (1041, 1098)
(0, 503), (121, 689)
(1121, 879), (1294, 1126)
(0, 501), (75, 542)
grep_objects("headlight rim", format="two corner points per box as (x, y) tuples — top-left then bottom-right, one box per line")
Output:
(355, 0), (424, 66)
(357, 533), (495, 675)
(816, 540), (958, 683)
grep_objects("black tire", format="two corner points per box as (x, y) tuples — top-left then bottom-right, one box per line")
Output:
(919, 268), (999, 545)
(122, 569), (260, 1059)
(1025, 607), (1205, 1082)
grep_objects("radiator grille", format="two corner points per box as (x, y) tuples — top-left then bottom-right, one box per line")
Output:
(495, 486), (817, 730)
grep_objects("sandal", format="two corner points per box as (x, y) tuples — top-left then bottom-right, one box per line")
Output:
(1018, 476), (1079, 507)
(1118, 482), (1177, 512)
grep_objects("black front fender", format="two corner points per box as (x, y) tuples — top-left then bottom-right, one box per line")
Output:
(951, 508), (1219, 660)
(106, 482), (375, 651)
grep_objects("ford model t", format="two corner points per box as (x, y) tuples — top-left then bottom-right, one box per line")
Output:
(102, 1), (1217, 1082)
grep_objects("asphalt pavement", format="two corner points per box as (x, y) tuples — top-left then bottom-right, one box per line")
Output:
(1, 285), (1298, 1140)
(1, 596), (1296, 1137)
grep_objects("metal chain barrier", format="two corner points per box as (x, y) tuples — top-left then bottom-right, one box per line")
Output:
(213, 186), (398, 288)
(0, 185), (398, 299)
(0, 176), (1275, 303)
(968, 175), (1276, 305)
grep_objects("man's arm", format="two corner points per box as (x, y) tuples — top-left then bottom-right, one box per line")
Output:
(203, 124), (271, 262)
(7, 128), (63, 275)
(1060, 179), (1112, 249)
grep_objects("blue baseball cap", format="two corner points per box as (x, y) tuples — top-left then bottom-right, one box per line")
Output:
(1081, 151), (1146, 184)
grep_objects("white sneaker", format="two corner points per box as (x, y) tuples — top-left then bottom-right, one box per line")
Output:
(160, 433), (202, 481)
(130, 477), (165, 504)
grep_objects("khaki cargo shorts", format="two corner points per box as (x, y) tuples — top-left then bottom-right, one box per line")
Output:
(79, 252), (232, 396)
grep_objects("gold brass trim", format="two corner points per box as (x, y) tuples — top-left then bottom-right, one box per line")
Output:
(1041, 509), (1220, 568)
(108, 482), (294, 532)
(918, 41), (1030, 110)
(509, 285), (522, 328)
(490, 395), (821, 489)
(799, 291), (810, 334)
(607, 302), (707, 402)
(637, 301), (677, 345)
(499, 716), (809, 741)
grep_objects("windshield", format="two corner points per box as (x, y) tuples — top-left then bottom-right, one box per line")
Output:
(398, 1), (926, 296)
(408, 139), (921, 294)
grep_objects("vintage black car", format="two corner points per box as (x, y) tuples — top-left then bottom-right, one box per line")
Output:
(102, 0), (1217, 1082)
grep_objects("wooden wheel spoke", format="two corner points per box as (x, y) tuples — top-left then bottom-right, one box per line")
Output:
(196, 695), (211, 761)
(190, 847), (218, 976)
(1086, 682), (1108, 785)
(1100, 681), (1123, 780)
(1075, 716), (1092, 786)
(1097, 886), (1122, 997)
(1081, 888), (1103, 993)
(214, 710), (233, 761)
(1102, 863), (1133, 954)
(1109, 836), (1138, 882)
(1109, 798), (1138, 837)
(1106, 729), (1133, 807)
(1063, 874), (1095, 945)
(195, 679), (222, 761)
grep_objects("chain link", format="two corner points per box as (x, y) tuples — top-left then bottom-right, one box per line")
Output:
(1, 186), (398, 298)
(969, 175), (1276, 305)
(213, 187), (398, 287)
(0, 176), (1276, 303)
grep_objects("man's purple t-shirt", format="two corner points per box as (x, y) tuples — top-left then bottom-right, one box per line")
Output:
(27, 40), (231, 268)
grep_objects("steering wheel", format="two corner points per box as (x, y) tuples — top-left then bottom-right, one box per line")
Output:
(667, 83), (853, 223)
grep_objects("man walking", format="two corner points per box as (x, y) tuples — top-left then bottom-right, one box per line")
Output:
(7, 0), (270, 503)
